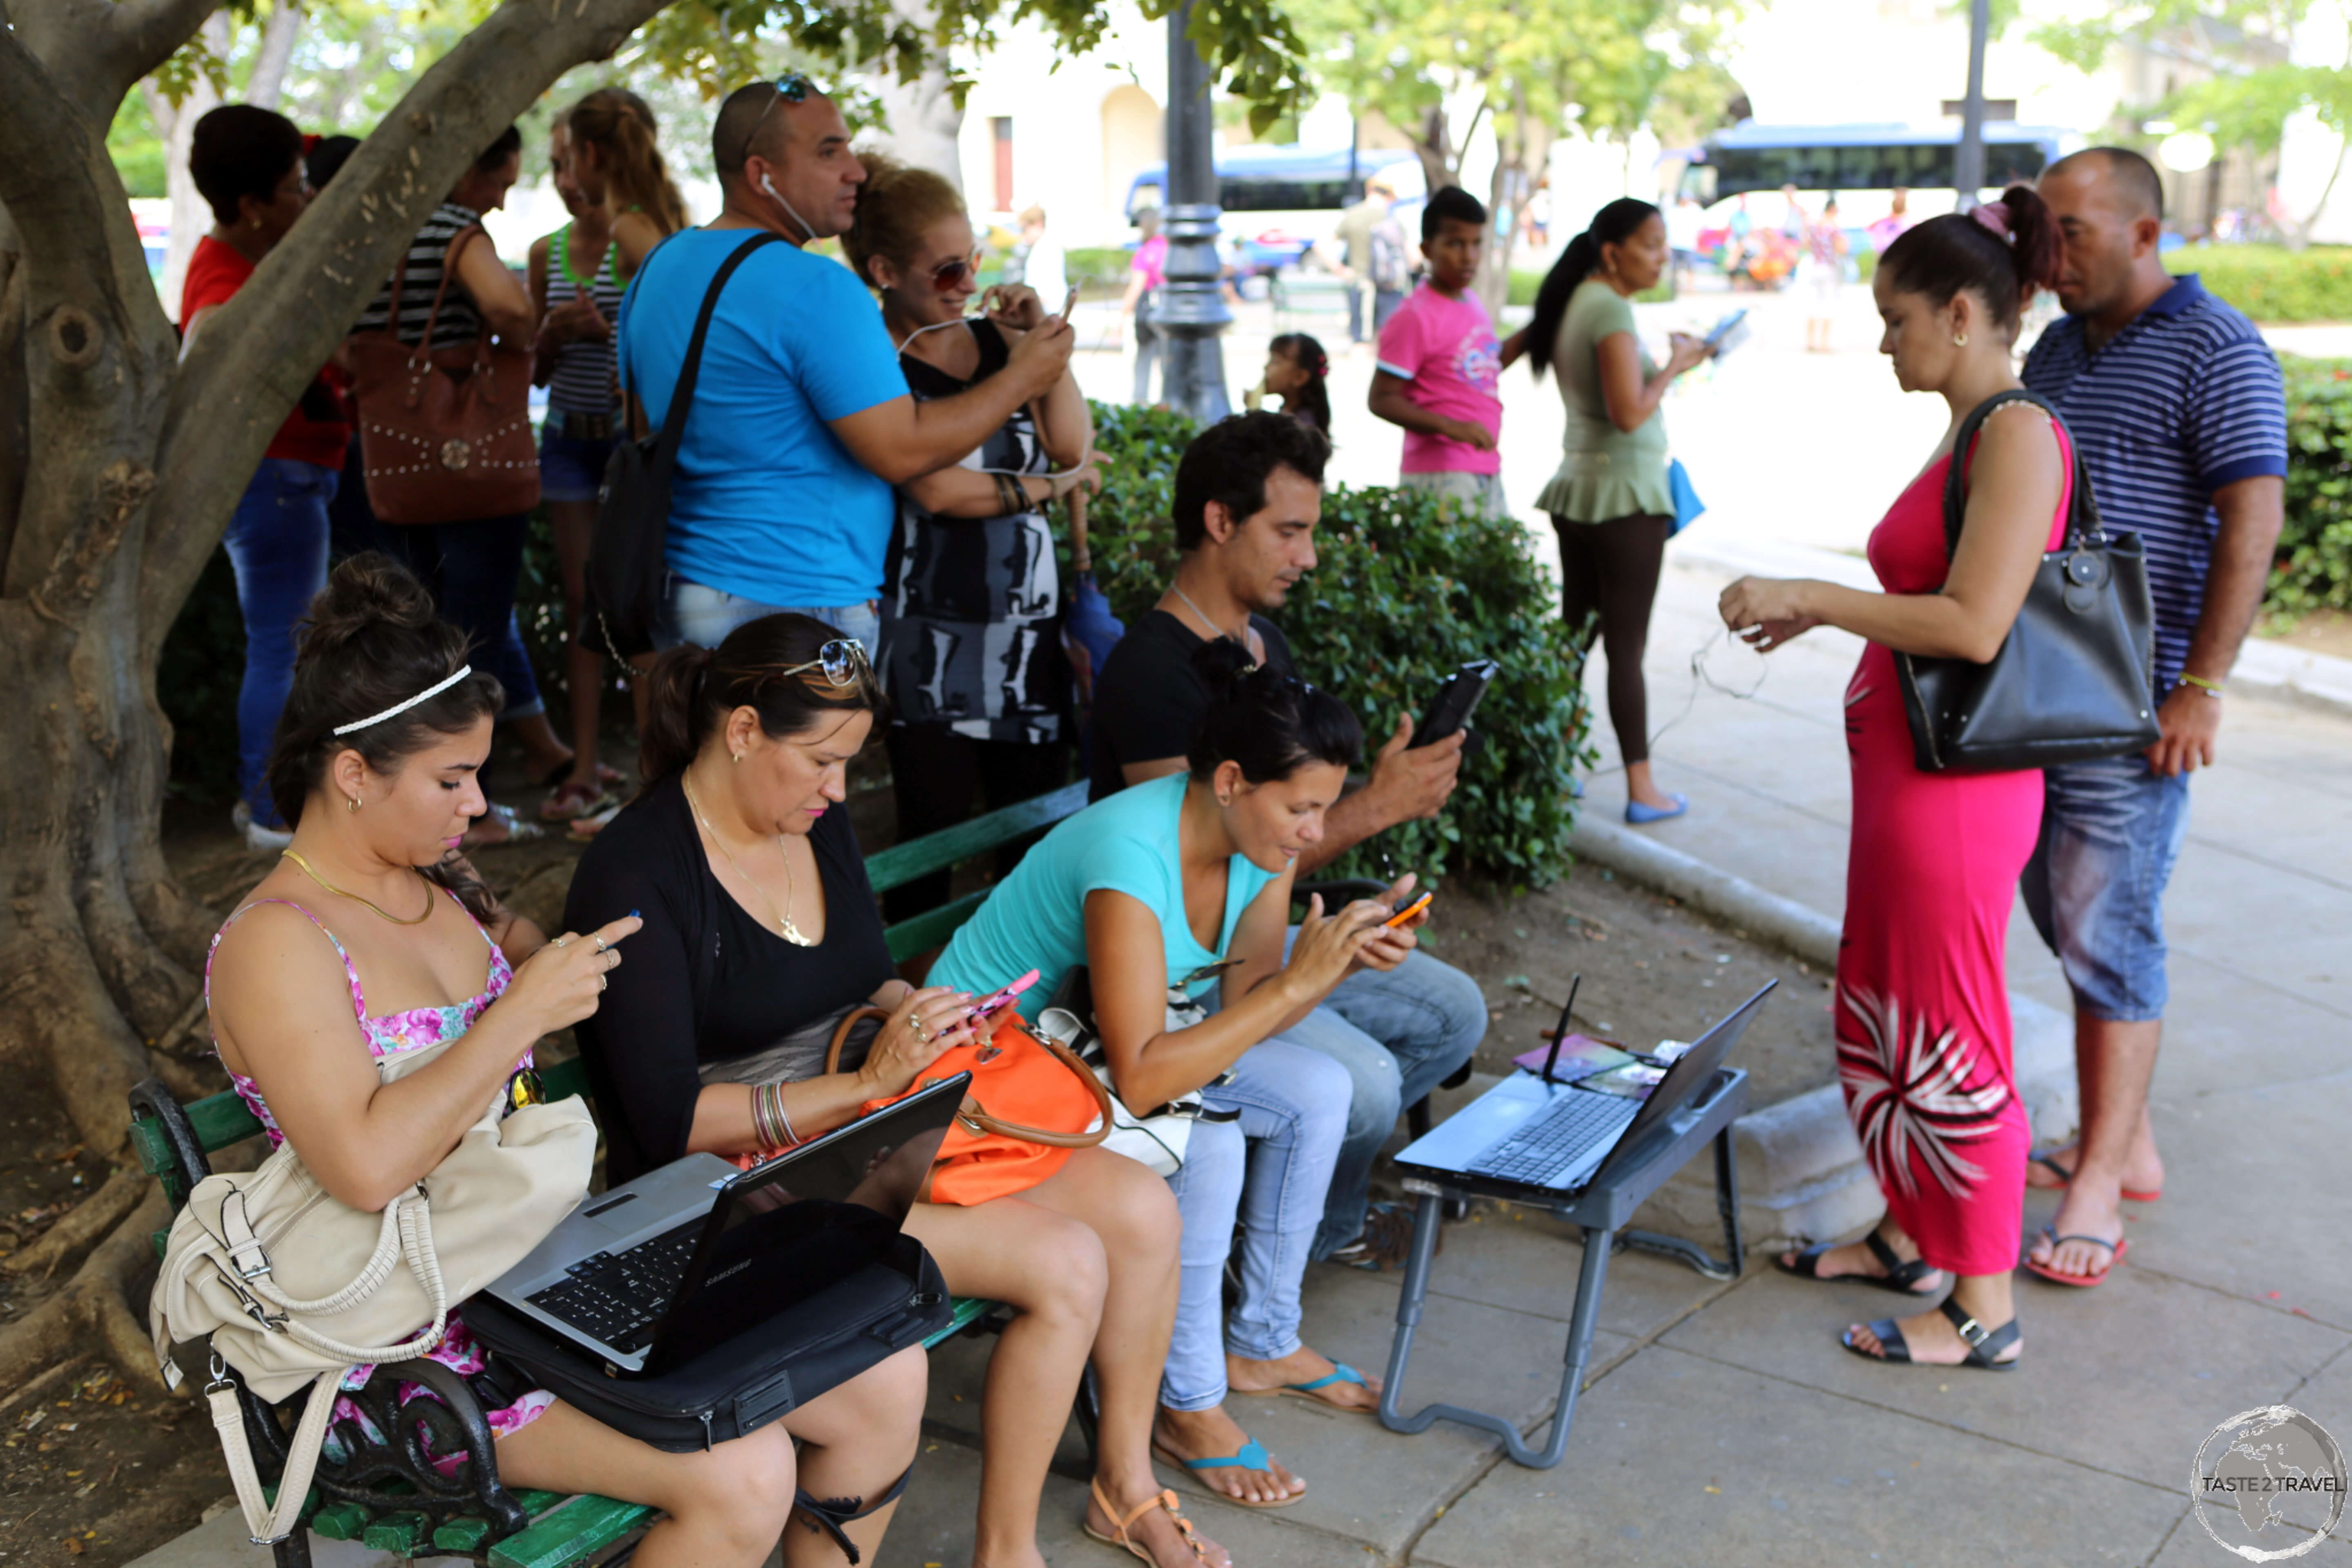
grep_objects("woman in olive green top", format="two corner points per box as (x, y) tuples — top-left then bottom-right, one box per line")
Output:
(1523, 198), (1713, 824)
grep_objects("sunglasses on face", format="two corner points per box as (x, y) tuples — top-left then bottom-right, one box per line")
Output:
(927, 251), (986, 292)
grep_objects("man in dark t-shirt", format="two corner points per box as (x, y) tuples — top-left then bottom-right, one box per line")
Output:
(1091, 412), (1485, 1269)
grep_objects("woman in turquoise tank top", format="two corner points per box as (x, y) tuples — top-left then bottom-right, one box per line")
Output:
(931, 642), (1428, 1515)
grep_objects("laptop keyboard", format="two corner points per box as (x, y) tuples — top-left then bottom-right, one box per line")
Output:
(1468, 1091), (1635, 1185)
(526, 1223), (701, 1354)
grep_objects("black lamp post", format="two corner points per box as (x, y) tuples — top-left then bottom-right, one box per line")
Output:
(1157, 0), (1232, 421)
(1953, 0), (1991, 204)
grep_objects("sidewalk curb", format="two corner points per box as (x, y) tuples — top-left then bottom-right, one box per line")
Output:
(1669, 533), (2352, 717)
(1571, 815), (2080, 1245)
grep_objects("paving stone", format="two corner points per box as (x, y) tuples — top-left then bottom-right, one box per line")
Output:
(1657, 1262), (2348, 1493)
(2121, 1078), (2352, 1330)
(1410, 1345), (2182, 1568)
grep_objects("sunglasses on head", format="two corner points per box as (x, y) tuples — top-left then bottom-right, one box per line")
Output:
(776, 637), (874, 688)
(743, 71), (818, 154)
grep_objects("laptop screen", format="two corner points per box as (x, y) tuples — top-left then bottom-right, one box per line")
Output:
(1589, 981), (1775, 1183)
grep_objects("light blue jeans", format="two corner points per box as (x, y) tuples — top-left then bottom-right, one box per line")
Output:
(657, 575), (881, 657)
(1274, 938), (1489, 1258)
(1161, 1038), (1350, 1411)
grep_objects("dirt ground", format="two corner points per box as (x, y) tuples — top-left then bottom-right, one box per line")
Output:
(0, 760), (1834, 1568)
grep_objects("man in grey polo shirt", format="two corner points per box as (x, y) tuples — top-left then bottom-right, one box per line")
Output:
(2019, 148), (2287, 1285)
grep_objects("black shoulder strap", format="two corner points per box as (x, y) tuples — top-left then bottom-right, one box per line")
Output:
(653, 232), (786, 462)
(1940, 387), (2098, 557)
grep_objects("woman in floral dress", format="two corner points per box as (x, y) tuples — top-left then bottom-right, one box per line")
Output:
(203, 555), (925, 1566)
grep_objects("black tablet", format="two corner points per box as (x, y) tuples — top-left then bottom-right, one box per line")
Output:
(1411, 660), (1499, 748)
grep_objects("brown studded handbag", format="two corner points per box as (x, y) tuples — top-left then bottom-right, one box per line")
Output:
(347, 224), (540, 525)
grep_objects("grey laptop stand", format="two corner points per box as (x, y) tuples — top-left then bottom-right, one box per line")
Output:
(1379, 1065), (1749, 1469)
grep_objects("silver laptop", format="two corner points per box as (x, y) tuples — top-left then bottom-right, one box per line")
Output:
(484, 1073), (967, 1376)
(1396, 983), (1773, 1196)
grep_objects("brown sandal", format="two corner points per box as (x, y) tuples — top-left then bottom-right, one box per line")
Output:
(1085, 1481), (1215, 1564)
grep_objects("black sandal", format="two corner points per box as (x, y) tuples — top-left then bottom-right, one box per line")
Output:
(1776, 1229), (1943, 1296)
(1841, 1297), (2020, 1372)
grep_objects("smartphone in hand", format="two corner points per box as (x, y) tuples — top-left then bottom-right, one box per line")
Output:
(1383, 891), (1435, 929)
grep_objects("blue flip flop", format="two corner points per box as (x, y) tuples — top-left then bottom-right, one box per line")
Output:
(1149, 1436), (1302, 1509)
(1625, 792), (1689, 825)
(1243, 1361), (1377, 1415)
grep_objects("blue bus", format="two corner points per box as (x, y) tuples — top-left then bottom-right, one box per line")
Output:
(1677, 121), (2082, 203)
(1124, 143), (1423, 274)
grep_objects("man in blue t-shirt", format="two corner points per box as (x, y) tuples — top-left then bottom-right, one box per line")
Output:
(617, 77), (1073, 653)
(2019, 148), (2286, 1286)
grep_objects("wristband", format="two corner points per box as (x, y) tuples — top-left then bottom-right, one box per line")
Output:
(2175, 673), (2224, 697)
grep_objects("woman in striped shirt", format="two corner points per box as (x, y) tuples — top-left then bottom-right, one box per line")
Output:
(528, 91), (688, 825)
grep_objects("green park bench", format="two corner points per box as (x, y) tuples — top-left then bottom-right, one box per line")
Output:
(1270, 272), (1354, 336)
(127, 780), (1090, 1568)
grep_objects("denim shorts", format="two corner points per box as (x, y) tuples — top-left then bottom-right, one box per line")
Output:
(2020, 753), (2193, 1022)
(655, 575), (880, 656)
(538, 428), (616, 503)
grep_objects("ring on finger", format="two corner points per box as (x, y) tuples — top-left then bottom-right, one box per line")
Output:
(552, 936), (571, 948)
(598, 974), (608, 991)
(595, 936), (608, 953)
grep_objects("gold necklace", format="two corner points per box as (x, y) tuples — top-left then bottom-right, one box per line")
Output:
(682, 774), (815, 947)
(280, 850), (434, 925)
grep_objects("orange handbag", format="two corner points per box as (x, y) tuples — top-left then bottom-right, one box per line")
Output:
(746, 1006), (1113, 1206)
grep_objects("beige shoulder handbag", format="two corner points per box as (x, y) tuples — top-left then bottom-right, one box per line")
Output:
(151, 1036), (595, 1544)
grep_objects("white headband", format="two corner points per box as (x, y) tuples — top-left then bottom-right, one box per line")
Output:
(332, 666), (473, 735)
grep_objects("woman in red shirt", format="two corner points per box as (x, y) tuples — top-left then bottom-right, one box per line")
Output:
(183, 105), (350, 850)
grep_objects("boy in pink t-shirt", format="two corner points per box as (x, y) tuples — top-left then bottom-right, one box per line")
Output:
(1370, 186), (1507, 519)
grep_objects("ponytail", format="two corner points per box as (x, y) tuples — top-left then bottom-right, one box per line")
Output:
(1268, 332), (1332, 435)
(636, 614), (882, 786)
(1526, 198), (1658, 381)
(568, 88), (690, 236)
(1878, 183), (2060, 336)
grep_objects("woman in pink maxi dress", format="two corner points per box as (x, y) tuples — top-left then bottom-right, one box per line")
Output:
(1716, 187), (2070, 1373)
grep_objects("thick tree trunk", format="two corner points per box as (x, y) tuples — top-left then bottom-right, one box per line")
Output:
(0, 0), (673, 1390)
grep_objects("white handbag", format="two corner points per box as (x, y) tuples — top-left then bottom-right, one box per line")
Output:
(1036, 993), (1240, 1178)
(150, 1036), (595, 1544)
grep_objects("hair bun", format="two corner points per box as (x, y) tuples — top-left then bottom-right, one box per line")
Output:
(296, 552), (441, 662)
(1190, 633), (1260, 694)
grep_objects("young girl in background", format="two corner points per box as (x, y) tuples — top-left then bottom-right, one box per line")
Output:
(1249, 333), (1332, 436)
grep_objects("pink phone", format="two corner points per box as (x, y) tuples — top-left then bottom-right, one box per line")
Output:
(969, 969), (1041, 1019)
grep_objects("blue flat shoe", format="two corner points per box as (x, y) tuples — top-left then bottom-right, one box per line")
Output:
(1240, 1361), (1378, 1415)
(1624, 793), (1688, 825)
(1149, 1436), (1303, 1509)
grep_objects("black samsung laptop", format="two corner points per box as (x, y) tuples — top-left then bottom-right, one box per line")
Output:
(484, 1073), (969, 1376)
(1396, 983), (1773, 1196)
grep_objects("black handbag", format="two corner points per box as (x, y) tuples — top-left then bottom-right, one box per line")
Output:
(1895, 390), (2161, 775)
(465, 1227), (948, 1452)
(581, 232), (784, 659)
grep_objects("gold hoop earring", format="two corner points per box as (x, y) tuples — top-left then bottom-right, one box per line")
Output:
(1953, 332), (1969, 347)
(346, 795), (361, 813)
(732, 751), (744, 764)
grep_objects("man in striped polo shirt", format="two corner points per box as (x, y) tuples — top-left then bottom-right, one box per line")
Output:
(2018, 147), (2286, 1285)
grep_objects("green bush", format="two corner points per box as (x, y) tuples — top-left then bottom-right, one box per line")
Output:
(1080, 402), (1593, 887)
(2178, 245), (2352, 323)
(1066, 246), (1135, 287)
(2275, 356), (2352, 617)
(1507, 267), (1671, 307)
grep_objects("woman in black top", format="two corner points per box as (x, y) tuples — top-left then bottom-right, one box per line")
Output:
(567, 615), (1228, 1568)
(842, 158), (1101, 923)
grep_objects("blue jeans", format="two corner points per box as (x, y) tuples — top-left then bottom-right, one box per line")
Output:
(1161, 1039), (1350, 1411)
(2021, 753), (2193, 1022)
(1274, 936), (1488, 1258)
(222, 459), (336, 826)
(377, 514), (544, 720)
(657, 575), (881, 657)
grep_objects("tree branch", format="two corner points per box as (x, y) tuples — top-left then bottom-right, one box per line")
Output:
(140, 0), (673, 639)
(81, 0), (225, 118)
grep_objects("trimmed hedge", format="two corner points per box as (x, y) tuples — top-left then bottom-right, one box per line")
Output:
(2276, 356), (2352, 616)
(1079, 403), (1592, 886)
(2180, 246), (2352, 324)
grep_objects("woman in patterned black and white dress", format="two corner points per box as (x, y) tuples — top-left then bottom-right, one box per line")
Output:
(842, 156), (1100, 922)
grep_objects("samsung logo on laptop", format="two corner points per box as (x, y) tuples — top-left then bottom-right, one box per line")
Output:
(708, 1258), (753, 1285)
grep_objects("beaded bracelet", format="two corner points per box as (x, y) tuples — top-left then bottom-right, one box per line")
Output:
(2176, 672), (2225, 698)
